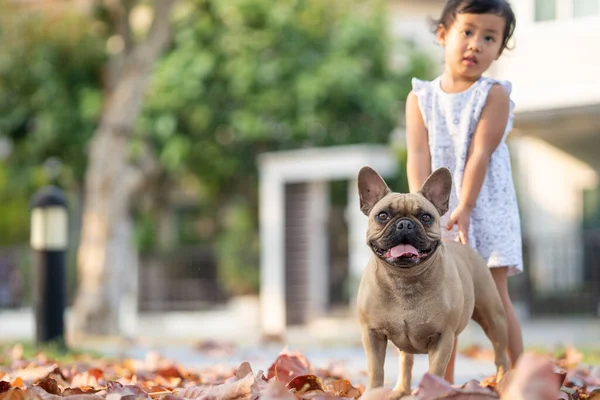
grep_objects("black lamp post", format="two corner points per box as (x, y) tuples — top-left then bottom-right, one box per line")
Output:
(30, 159), (68, 348)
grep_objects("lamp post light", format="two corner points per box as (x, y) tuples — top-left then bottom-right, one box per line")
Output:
(30, 185), (68, 348)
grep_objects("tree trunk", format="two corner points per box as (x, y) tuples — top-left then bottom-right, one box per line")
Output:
(73, 0), (176, 337)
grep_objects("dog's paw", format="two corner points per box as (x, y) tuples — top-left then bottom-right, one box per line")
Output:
(360, 387), (392, 400)
(361, 387), (416, 400)
(389, 389), (415, 399)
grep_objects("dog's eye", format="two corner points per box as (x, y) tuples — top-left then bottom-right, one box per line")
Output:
(421, 214), (432, 223)
(376, 212), (390, 222)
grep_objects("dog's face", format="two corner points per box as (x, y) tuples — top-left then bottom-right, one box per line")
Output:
(357, 167), (452, 268)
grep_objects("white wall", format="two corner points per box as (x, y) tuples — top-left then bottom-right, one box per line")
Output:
(385, 0), (600, 291)
(387, 0), (445, 73)
(493, 0), (600, 112)
(258, 145), (398, 336)
(387, 0), (600, 113)
(512, 136), (598, 291)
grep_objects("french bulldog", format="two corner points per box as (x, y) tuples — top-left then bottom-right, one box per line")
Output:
(356, 166), (509, 398)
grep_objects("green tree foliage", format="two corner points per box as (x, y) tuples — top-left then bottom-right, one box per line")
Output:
(142, 0), (430, 193)
(0, 0), (433, 296)
(0, 5), (107, 245)
(139, 0), (432, 294)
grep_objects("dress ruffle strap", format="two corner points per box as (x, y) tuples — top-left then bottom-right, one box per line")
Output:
(411, 77), (433, 129)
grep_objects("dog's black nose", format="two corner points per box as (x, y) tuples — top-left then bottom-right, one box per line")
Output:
(395, 218), (414, 232)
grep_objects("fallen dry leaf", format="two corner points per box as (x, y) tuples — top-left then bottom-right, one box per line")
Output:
(195, 340), (237, 358)
(106, 381), (150, 399)
(321, 379), (361, 398)
(61, 388), (102, 396)
(175, 371), (254, 400)
(250, 370), (268, 400)
(260, 379), (294, 399)
(34, 377), (61, 396)
(10, 378), (24, 389)
(588, 387), (600, 399)
(267, 350), (312, 385)
(0, 347), (598, 400)
(556, 347), (584, 371)
(286, 374), (325, 394)
(459, 345), (495, 362)
(0, 382), (10, 394)
(7, 365), (58, 385)
(359, 387), (394, 400)
(414, 373), (498, 400)
(500, 353), (561, 400)
(0, 388), (31, 400)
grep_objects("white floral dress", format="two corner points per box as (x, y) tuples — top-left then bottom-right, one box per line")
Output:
(412, 76), (523, 275)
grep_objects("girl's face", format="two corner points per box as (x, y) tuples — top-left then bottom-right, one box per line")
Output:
(437, 13), (506, 80)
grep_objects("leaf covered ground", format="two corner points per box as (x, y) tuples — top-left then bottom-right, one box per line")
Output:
(1, 344), (599, 400)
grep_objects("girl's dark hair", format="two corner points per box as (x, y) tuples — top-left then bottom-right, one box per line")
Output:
(432, 0), (516, 51)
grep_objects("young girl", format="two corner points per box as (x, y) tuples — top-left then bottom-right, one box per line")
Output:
(405, 0), (523, 383)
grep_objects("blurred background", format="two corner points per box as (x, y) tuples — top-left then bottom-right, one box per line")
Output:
(0, 0), (599, 351)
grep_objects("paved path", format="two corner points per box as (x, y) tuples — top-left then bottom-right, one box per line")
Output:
(1, 306), (598, 387)
(96, 342), (498, 387)
(2, 306), (599, 348)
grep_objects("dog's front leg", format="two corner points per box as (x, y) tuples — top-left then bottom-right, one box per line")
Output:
(427, 332), (455, 377)
(392, 350), (414, 397)
(362, 328), (387, 388)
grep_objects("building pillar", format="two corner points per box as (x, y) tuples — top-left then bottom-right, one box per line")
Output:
(306, 181), (330, 319)
(346, 178), (371, 312)
(259, 169), (286, 337)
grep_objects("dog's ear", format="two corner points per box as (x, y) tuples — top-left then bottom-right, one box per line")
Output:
(419, 168), (452, 216)
(358, 166), (391, 216)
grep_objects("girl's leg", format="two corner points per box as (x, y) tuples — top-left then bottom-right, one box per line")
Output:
(444, 337), (457, 383)
(445, 266), (523, 382)
(490, 266), (524, 367)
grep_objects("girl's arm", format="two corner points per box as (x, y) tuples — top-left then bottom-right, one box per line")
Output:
(405, 91), (431, 193)
(445, 84), (509, 244)
(458, 84), (510, 210)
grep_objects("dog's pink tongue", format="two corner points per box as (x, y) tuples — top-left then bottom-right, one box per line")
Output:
(390, 244), (419, 258)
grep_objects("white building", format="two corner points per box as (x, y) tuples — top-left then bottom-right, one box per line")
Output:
(387, 0), (600, 301)
(492, 0), (599, 297)
(258, 0), (600, 337)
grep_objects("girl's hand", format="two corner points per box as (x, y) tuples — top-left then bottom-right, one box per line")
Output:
(446, 205), (472, 245)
